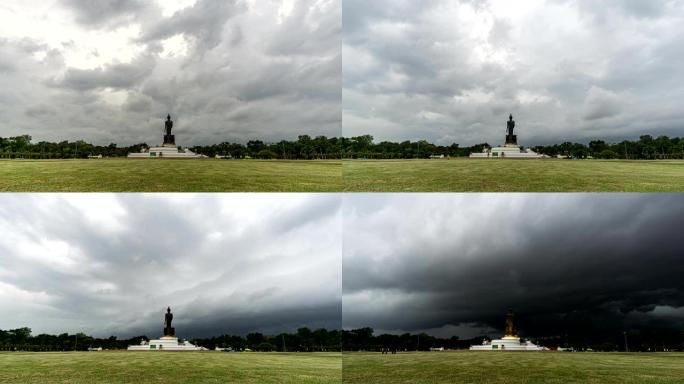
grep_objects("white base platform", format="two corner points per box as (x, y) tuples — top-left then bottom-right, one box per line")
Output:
(470, 144), (544, 158)
(127, 336), (206, 351)
(128, 145), (204, 158)
(470, 336), (546, 351)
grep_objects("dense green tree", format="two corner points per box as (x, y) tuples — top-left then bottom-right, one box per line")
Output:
(598, 149), (618, 159)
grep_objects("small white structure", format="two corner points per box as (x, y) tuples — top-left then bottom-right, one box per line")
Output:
(128, 336), (205, 351)
(215, 346), (235, 352)
(470, 309), (547, 351)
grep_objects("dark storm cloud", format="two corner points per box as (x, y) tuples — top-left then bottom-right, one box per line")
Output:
(343, 194), (684, 338)
(343, 0), (684, 145)
(0, 194), (341, 338)
(0, 0), (340, 145)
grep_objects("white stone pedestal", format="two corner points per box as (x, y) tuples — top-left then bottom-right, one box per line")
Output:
(128, 144), (205, 158)
(127, 336), (205, 351)
(470, 144), (544, 158)
(470, 336), (546, 351)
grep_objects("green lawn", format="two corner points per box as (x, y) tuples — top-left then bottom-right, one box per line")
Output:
(343, 159), (684, 192)
(0, 159), (341, 192)
(0, 351), (341, 384)
(3, 158), (682, 192)
(343, 351), (684, 384)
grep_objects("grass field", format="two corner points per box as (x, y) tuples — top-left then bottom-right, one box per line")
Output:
(0, 159), (341, 192)
(3, 158), (682, 192)
(0, 351), (341, 384)
(343, 351), (684, 384)
(343, 159), (684, 192)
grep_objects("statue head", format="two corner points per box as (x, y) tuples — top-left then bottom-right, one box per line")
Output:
(509, 114), (513, 121)
(167, 114), (171, 121)
(167, 306), (171, 313)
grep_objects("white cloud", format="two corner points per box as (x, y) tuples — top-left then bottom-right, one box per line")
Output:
(156, 0), (198, 18)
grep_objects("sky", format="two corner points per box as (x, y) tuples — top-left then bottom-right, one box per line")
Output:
(3, 193), (683, 340)
(342, 194), (684, 339)
(0, 0), (341, 146)
(0, 194), (341, 338)
(343, 0), (684, 146)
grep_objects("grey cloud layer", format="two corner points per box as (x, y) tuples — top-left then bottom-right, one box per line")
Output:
(343, 0), (684, 145)
(343, 194), (684, 338)
(0, 0), (340, 145)
(60, 0), (148, 28)
(0, 194), (341, 337)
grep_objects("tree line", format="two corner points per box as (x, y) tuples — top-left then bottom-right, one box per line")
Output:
(1, 134), (683, 160)
(194, 327), (341, 352)
(3, 325), (681, 352)
(343, 327), (479, 352)
(0, 327), (144, 352)
(0, 327), (340, 352)
(342, 327), (684, 352)
(531, 135), (684, 159)
(0, 135), (147, 159)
